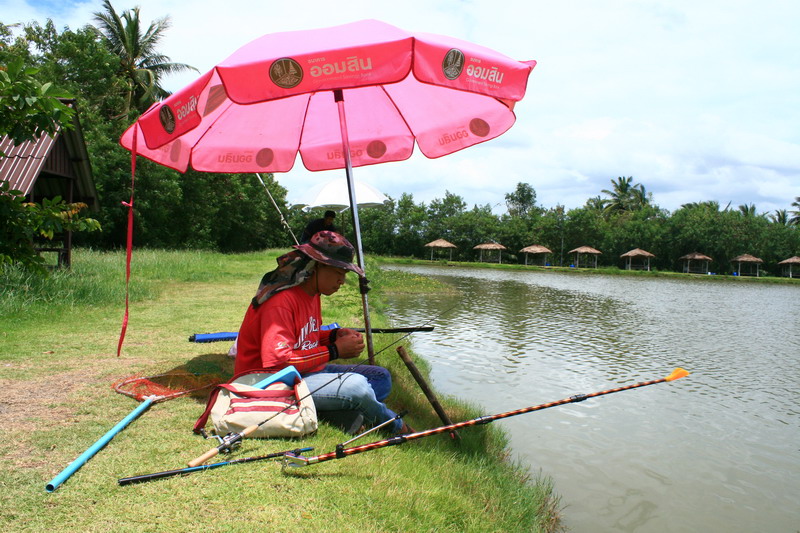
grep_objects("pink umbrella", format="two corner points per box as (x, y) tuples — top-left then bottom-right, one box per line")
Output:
(119, 19), (536, 360)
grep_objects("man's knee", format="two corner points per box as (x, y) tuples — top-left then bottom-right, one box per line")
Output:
(338, 372), (374, 399)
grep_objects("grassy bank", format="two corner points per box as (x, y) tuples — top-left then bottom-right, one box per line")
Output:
(0, 249), (561, 533)
(379, 256), (800, 285)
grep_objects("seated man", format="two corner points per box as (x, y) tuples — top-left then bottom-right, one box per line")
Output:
(300, 210), (337, 243)
(234, 230), (410, 434)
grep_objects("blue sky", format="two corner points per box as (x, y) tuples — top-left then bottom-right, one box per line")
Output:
(3, 0), (799, 215)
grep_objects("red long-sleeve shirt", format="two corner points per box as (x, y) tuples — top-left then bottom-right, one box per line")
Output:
(234, 285), (337, 375)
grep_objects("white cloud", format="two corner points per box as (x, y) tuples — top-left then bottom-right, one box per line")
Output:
(3, 0), (799, 214)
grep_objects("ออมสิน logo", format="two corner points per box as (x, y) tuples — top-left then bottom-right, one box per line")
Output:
(270, 58), (303, 89)
(442, 49), (465, 80)
(159, 95), (198, 134)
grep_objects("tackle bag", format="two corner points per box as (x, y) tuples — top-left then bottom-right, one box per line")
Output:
(194, 370), (317, 438)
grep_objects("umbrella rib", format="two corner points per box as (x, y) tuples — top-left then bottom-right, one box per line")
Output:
(379, 83), (417, 140)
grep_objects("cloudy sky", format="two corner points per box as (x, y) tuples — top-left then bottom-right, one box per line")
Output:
(4, 0), (799, 214)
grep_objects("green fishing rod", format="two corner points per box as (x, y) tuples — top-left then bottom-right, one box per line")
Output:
(283, 368), (691, 467)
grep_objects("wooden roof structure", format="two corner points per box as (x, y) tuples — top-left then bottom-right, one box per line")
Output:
(778, 256), (800, 278)
(730, 254), (764, 277)
(679, 252), (712, 274)
(620, 248), (655, 271)
(0, 100), (97, 268)
(424, 238), (457, 261)
(0, 101), (97, 210)
(473, 242), (506, 264)
(519, 244), (552, 266)
(568, 246), (601, 268)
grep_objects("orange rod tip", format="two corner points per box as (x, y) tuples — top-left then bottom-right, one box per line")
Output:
(665, 368), (690, 381)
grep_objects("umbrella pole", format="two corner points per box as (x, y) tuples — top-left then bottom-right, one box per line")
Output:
(334, 89), (375, 363)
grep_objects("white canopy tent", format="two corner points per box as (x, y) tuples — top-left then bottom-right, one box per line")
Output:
(292, 177), (389, 211)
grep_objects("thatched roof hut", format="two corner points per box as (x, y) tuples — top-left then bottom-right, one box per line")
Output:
(568, 246), (601, 268)
(731, 254), (764, 277)
(473, 242), (506, 264)
(520, 245), (552, 266)
(778, 256), (800, 278)
(424, 239), (457, 261)
(620, 248), (655, 271)
(679, 252), (713, 274)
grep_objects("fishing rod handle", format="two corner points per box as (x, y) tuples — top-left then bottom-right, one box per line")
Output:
(187, 424), (258, 467)
(188, 447), (220, 467)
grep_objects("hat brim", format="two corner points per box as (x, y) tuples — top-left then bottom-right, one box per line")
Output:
(294, 243), (365, 276)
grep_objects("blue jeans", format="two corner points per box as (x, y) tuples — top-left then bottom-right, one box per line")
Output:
(321, 364), (392, 401)
(303, 365), (401, 432)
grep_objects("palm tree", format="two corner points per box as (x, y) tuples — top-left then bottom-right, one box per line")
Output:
(584, 195), (607, 212)
(790, 196), (800, 225)
(738, 203), (757, 217)
(92, 0), (197, 114)
(601, 176), (634, 214)
(601, 176), (650, 215)
(630, 183), (651, 209)
(770, 209), (789, 225)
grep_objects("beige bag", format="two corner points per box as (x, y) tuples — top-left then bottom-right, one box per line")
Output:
(194, 372), (317, 438)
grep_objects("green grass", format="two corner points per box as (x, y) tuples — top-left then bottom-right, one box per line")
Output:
(376, 256), (800, 284)
(0, 249), (561, 533)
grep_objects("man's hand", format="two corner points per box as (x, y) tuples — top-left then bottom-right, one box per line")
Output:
(334, 328), (365, 359)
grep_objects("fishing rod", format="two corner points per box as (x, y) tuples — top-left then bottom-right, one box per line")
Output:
(354, 326), (434, 334)
(118, 446), (313, 486)
(283, 368), (690, 467)
(256, 173), (299, 246)
(187, 305), (458, 467)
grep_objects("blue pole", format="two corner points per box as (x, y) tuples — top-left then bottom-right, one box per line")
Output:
(46, 397), (154, 492)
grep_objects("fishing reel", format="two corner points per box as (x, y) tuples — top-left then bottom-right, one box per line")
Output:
(199, 428), (243, 454)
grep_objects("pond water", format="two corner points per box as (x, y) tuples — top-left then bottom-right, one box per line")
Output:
(382, 265), (800, 533)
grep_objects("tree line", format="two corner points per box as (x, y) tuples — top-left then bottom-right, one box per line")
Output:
(353, 181), (800, 275)
(2, 5), (799, 276)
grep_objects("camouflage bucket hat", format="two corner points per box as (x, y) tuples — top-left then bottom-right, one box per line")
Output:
(294, 231), (364, 276)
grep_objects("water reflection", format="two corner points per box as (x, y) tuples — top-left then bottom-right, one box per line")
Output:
(384, 265), (800, 533)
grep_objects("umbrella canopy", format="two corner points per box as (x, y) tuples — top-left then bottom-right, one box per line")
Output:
(120, 19), (536, 174)
(292, 177), (389, 210)
(119, 19), (536, 360)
